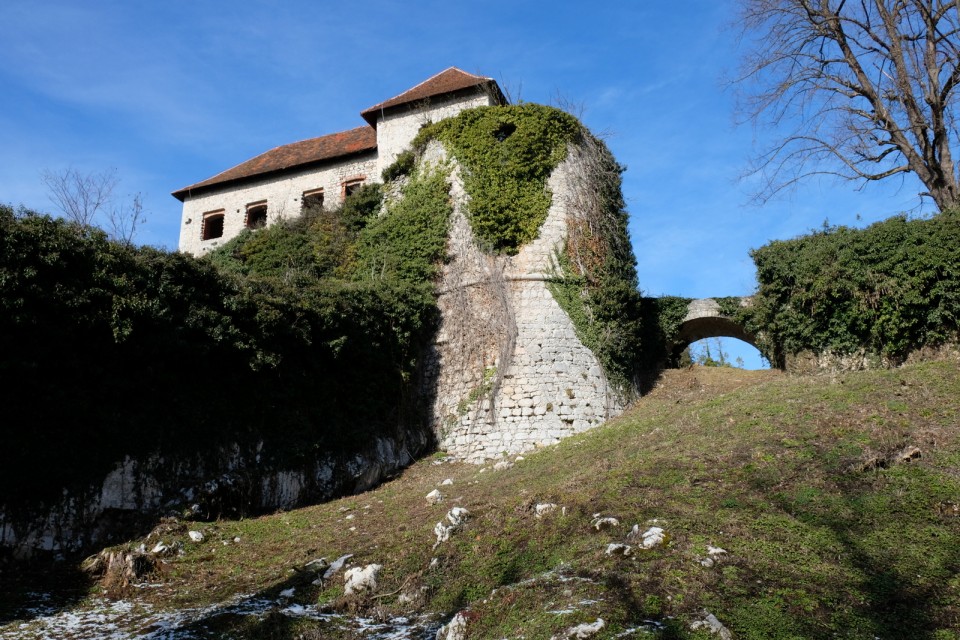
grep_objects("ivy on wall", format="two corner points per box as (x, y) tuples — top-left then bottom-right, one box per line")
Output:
(413, 104), (581, 254)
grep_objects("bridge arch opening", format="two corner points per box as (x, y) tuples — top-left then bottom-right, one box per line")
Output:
(669, 316), (768, 370)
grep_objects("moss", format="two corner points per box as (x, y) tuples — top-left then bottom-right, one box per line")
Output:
(414, 103), (582, 254)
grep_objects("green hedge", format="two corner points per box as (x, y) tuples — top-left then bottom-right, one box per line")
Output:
(0, 204), (437, 508)
(748, 211), (960, 361)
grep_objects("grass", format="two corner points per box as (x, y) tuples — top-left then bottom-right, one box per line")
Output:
(4, 360), (960, 638)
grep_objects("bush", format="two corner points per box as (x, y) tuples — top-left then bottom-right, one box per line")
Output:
(0, 204), (436, 509)
(748, 211), (960, 361)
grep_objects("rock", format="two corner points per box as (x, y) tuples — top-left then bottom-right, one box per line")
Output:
(639, 526), (667, 549)
(344, 564), (382, 596)
(564, 618), (605, 638)
(515, 456), (525, 462)
(441, 478), (454, 486)
(426, 489), (443, 505)
(898, 445), (922, 462)
(303, 558), (329, 572)
(436, 611), (468, 640)
(316, 553), (353, 585)
(534, 503), (558, 518)
(591, 516), (619, 531)
(605, 543), (632, 556)
(707, 545), (727, 556)
(151, 542), (170, 555)
(279, 587), (295, 598)
(188, 530), (204, 543)
(690, 610), (732, 639)
(434, 522), (454, 546)
(447, 506), (470, 526)
(493, 460), (514, 471)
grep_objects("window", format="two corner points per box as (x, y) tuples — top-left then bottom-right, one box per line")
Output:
(302, 188), (324, 212)
(342, 177), (365, 199)
(245, 201), (268, 229)
(201, 210), (225, 240)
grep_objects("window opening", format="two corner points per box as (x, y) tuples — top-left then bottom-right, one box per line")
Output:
(201, 210), (225, 240)
(245, 202), (268, 229)
(302, 189), (324, 212)
(343, 178), (364, 199)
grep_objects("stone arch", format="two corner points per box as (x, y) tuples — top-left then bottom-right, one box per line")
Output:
(670, 298), (759, 364)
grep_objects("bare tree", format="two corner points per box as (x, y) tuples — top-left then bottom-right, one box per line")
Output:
(105, 192), (146, 245)
(41, 167), (147, 242)
(736, 0), (960, 211)
(41, 167), (119, 226)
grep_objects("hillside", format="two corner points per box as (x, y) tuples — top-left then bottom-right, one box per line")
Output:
(3, 358), (959, 639)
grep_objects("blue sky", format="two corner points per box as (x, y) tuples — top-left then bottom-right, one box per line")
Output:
(0, 1), (937, 368)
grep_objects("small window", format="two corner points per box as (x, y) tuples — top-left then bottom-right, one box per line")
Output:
(245, 202), (267, 229)
(342, 178), (364, 199)
(201, 210), (225, 240)
(302, 189), (324, 212)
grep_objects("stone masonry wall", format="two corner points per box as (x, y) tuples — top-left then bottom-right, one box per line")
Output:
(423, 142), (624, 463)
(178, 153), (377, 255)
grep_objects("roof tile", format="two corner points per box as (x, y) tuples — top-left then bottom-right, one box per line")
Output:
(172, 127), (376, 200)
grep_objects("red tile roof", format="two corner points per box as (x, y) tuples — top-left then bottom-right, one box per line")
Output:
(172, 68), (505, 201)
(360, 67), (505, 125)
(172, 127), (377, 201)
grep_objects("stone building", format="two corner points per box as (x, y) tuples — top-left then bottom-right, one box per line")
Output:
(171, 67), (506, 255)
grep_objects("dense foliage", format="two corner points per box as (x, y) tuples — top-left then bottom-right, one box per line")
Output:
(748, 211), (960, 362)
(414, 104), (581, 253)
(0, 185), (445, 508)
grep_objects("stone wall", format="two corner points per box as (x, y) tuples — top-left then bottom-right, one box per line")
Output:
(178, 153), (377, 255)
(375, 90), (494, 178)
(422, 142), (624, 463)
(0, 426), (428, 558)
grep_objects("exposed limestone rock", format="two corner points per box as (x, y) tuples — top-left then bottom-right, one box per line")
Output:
(562, 618), (606, 638)
(343, 564), (382, 596)
(605, 543), (632, 556)
(426, 489), (443, 505)
(436, 611), (468, 640)
(534, 503), (558, 518)
(690, 610), (733, 639)
(187, 530), (204, 543)
(591, 516), (619, 531)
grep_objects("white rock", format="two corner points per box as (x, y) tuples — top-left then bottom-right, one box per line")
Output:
(605, 543), (632, 556)
(436, 611), (468, 640)
(493, 460), (514, 471)
(535, 503), (558, 518)
(188, 530), (204, 543)
(690, 611), (732, 639)
(707, 545), (727, 556)
(151, 542), (169, 555)
(565, 618), (605, 638)
(447, 507), (470, 526)
(345, 514), (355, 520)
(279, 587), (295, 598)
(639, 526), (667, 549)
(321, 554), (353, 582)
(441, 478), (454, 486)
(426, 489), (443, 505)
(343, 564), (382, 596)
(514, 456), (525, 461)
(591, 516), (620, 531)
(434, 521), (454, 546)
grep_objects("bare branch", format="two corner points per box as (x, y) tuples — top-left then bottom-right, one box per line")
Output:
(41, 167), (119, 227)
(735, 0), (960, 210)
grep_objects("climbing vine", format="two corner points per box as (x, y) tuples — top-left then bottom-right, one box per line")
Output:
(546, 134), (646, 396)
(413, 104), (582, 253)
(749, 210), (960, 361)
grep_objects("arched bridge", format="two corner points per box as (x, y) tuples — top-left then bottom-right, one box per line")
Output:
(670, 297), (757, 362)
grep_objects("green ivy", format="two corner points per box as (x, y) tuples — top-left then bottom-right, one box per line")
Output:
(748, 210), (960, 362)
(414, 104), (582, 254)
(355, 165), (452, 287)
(545, 135), (645, 396)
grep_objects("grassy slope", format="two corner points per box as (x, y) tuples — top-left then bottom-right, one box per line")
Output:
(12, 361), (960, 639)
